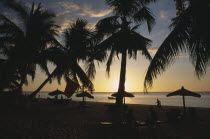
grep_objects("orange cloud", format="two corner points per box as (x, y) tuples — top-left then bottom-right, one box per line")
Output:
(57, 2), (111, 18)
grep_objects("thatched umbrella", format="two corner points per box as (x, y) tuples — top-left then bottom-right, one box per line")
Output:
(167, 86), (201, 113)
(111, 91), (134, 104)
(76, 91), (94, 104)
(48, 89), (64, 96)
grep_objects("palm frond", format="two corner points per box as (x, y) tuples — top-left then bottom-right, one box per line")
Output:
(106, 0), (143, 16)
(106, 49), (115, 77)
(4, 0), (28, 23)
(189, 39), (209, 78)
(85, 61), (96, 80)
(133, 6), (155, 33)
(72, 62), (94, 91)
(144, 11), (191, 92)
(96, 16), (120, 35)
(141, 0), (157, 5)
(0, 36), (15, 46)
(28, 64), (36, 81)
(0, 14), (24, 36)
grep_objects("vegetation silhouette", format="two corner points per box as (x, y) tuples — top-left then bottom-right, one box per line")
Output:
(95, 0), (156, 104)
(144, 0), (210, 91)
(30, 18), (106, 97)
(0, 0), (60, 92)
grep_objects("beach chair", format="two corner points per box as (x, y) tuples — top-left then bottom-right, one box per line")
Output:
(135, 121), (148, 127)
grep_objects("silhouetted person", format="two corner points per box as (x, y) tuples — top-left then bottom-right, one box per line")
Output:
(156, 99), (161, 108)
(61, 95), (63, 100)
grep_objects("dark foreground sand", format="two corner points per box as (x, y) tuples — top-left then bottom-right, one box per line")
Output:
(0, 100), (210, 139)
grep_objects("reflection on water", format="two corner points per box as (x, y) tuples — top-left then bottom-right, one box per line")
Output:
(24, 92), (210, 108)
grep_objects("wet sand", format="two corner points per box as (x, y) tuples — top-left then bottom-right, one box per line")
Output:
(0, 100), (210, 139)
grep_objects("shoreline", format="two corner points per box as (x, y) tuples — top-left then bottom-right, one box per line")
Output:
(37, 98), (210, 109)
(30, 91), (210, 108)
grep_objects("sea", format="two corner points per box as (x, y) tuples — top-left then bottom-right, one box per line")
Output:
(24, 91), (210, 108)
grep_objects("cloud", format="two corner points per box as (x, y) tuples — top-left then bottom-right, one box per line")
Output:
(147, 47), (189, 58)
(58, 17), (77, 32)
(56, 2), (80, 16)
(57, 1), (111, 18)
(59, 18), (71, 31)
(77, 4), (111, 18)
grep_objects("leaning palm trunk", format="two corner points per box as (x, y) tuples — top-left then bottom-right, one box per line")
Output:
(16, 72), (27, 94)
(29, 68), (57, 98)
(116, 50), (127, 104)
(82, 96), (85, 105)
(30, 62), (93, 98)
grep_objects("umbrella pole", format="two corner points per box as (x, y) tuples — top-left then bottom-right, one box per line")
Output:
(183, 95), (186, 114)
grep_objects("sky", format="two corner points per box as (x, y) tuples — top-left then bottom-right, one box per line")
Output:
(1, 0), (210, 92)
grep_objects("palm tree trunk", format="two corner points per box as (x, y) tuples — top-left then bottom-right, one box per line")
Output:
(116, 50), (127, 104)
(29, 68), (57, 98)
(183, 95), (186, 114)
(83, 96), (85, 105)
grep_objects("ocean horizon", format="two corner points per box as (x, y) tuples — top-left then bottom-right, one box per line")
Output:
(24, 91), (210, 108)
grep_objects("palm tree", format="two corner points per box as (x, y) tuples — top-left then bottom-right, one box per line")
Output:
(29, 19), (105, 97)
(0, 0), (60, 92)
(0, 58), (21, 91)
(174, 0), (186, 16)
(144, 0), (210, 91)
(95, 0), (156, 104)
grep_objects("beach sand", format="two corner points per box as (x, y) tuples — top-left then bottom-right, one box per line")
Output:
(0, 100), (210, 139)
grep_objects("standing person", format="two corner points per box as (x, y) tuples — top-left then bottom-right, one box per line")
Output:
(156, 99), (162, 108)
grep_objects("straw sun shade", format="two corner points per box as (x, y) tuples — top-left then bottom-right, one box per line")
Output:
(48, 89), (64, 96)
(111, 91), (134, 104)
(111, 91), (134, 98)
(167, 86), (201, 113)
(76, 92), (94, 99)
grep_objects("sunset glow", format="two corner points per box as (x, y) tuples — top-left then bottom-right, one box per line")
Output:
(14, 0), (209, 93)
(111, 80), (130, 92)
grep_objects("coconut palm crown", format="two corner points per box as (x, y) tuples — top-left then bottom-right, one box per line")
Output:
(96, 0), (156, 104)
(29, 18), (106, 97)
(144, 0), (210, 91)
(0, 0), (60, 91)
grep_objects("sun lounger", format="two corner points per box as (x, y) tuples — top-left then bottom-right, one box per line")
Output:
(100, 122), (113, 125)
(135, 121), (148, 126)
(135, 120), (167, 127)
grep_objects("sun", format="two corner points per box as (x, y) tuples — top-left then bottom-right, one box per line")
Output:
(112, 80), (130, 92)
